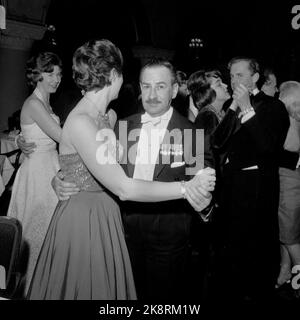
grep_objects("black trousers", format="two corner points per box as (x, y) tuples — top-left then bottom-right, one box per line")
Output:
(123, 211), (191, 301)
(207, 168), (280, 303)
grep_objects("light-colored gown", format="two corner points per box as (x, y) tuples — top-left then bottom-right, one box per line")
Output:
(7, 113), (60, 294)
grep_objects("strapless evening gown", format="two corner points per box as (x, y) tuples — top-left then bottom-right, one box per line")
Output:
(7, 114), (60, 294)
(28, 152), (137, 300)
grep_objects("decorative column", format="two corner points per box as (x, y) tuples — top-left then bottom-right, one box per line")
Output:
(0, 19), (46, 131)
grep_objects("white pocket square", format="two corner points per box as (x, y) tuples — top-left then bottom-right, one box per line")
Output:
(170, 161), (185, 168)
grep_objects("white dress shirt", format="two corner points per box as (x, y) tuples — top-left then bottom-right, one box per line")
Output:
(133, 107), (173, 181)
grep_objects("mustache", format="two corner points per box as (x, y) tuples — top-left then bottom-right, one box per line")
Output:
(146, 98), (161, 104)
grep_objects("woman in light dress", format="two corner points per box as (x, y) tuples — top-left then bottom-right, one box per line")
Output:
(7, 52), (62, 296)
(27, 39), (216, 300)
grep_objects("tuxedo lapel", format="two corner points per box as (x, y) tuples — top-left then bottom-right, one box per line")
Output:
(251, 91), (264, 111)
(232, 111), (242, 135)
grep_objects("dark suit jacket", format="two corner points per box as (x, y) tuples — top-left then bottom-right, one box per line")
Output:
(172, 94), (189, 118)
(114, 108), (213, 245)
(212, 92), (289, 172)
(211, 91), (289, 253)
(279, 149), (299, 170)
(210, 93), (290, 297)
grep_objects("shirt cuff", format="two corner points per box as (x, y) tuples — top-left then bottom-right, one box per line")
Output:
(241, 110), (255, 123)
(198, 205), (214, 222)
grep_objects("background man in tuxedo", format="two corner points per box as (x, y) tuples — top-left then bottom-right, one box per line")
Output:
(115, 59), (214, 300)
(211, 57), (289, 303)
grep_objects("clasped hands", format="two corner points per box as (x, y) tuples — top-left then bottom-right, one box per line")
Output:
(231, 84), (252, 112)
(184, 167), (216, 212)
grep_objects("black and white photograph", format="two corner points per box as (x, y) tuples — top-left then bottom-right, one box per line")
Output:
(0, 0), (299, 317)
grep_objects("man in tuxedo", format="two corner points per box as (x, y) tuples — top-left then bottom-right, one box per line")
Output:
(114, 59), (214, 300)
(211, 57), (289, 303)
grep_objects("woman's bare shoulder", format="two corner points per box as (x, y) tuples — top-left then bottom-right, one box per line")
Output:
(21, 95), (45, 122)
(22, 94), (42, 110)
(63, 112), (97, 134)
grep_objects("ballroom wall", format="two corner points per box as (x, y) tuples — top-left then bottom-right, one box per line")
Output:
(0, 0), (50, 131)
(0, 44), (28, 130)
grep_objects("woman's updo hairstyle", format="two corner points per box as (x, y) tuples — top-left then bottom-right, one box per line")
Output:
(72, 39), (123, 92)
(187, 70), (216, 110)
(26, 52), (62, 87)
(192, 83), (216, 110)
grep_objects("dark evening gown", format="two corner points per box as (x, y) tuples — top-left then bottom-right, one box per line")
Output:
(28, 152), (137, 300)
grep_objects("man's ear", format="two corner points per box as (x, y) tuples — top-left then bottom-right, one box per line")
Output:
(172, 83), (179, 99)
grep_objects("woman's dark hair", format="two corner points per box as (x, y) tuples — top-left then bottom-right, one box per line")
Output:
(176, 70), (187, 86)
(187, 70), (216, 110)
(72, 39), (123, 92)
(26, 52), (62, 87)
(187, 70), (206, 94)
(192, 83), (216, 110)
(205, 69), (222, 81)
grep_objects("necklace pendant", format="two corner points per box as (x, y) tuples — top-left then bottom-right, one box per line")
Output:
(98, 112), (109, 122)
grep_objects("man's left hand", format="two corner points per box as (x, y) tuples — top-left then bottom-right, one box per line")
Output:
(232, 84), (252, 112)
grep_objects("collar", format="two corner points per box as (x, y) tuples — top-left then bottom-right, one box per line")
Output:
(252, 88), (259, 96)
